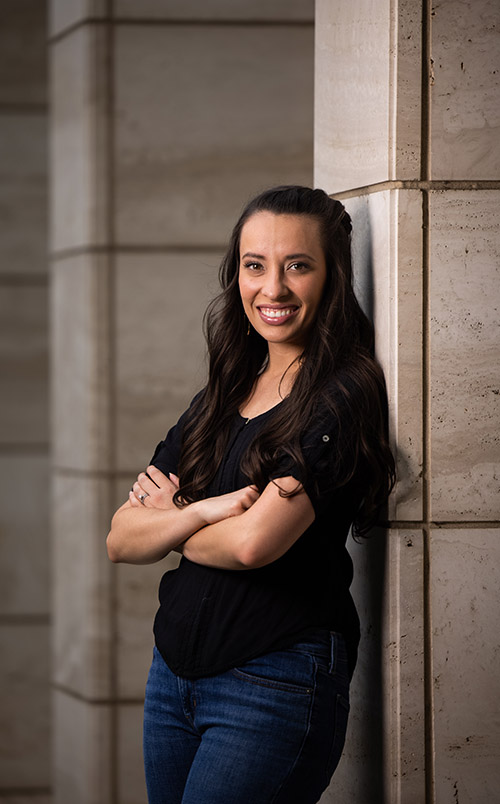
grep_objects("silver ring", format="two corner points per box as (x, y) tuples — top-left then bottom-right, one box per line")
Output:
(138, 492), (148, 505)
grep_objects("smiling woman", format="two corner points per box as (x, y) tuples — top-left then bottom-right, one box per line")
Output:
(107, 185), (395, 804)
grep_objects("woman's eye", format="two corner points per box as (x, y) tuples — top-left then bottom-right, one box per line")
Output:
(243, 262), (263, 271)
(288, 262), (309, 272)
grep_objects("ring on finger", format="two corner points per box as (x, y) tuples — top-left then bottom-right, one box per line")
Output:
(138, 492), (149, 505)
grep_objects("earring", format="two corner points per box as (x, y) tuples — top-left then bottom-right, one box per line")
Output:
(246, 318), (250, 336)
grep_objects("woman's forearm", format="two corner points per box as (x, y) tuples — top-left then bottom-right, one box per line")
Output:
(107, 502), (206, 565)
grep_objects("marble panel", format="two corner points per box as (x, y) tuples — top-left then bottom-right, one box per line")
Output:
(118, 704), (147, 804)
(115, 251), (218, 470)
(0, 285), (49, 445)
(0, 454), (50, 615)
(51, 253), (111, 471)
(431, 0), (500, 180)
(114, 0), (314, 21)
(315, 0), (421, 193)
(49, 0), (107, 37)
(343, 189), (423, 521)
(0, 624), (50, 787)
(114, 24), (313, 246)
(0, 115), (47, 276)
(431, 528), (500, 801)
(50, 25), (109, 252)
(53, 689), (112, 804)
(0, 0), (47, 106)
(430, 191), (500, 520)
(52, 473), (113, 699)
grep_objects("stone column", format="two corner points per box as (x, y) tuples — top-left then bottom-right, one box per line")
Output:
(49, 1), (313, 801)
(0, 2), (51, 801)
(315, 0), (500, 802)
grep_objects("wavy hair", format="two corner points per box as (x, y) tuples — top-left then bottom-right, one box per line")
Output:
(174, 186), (395, 536)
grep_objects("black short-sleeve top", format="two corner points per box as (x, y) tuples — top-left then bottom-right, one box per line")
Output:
(150, 391), (364, 679)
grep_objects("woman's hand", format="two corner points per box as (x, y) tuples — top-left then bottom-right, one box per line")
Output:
(195, 486), (260, 525)
(130, 465), (179, 510)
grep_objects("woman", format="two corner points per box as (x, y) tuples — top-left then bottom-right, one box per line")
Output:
(107, 185), (395, 803)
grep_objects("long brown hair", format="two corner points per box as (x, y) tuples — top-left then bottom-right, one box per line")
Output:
(175, 186), (395, 536)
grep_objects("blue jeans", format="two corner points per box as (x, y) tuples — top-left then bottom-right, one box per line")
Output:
(143, 631), (350, 803)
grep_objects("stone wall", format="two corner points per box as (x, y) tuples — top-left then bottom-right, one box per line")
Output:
(49, 1), (314, 801)
(0, 2), (51, 802)
(315, 0), (500, 801)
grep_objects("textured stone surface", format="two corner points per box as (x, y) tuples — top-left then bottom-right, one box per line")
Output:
(53, 690), (111, 804)
(315, 0), (421, 193)
(0, 115), (47, 275)
(114, 0), (314, 20)
(0, 285), (49, 445)
(0, 455), (50, 615)
(0, 0), (47, 105)
(114, 24), (313, 246)
(52, 473), (113, 699)
(50, 25), (109, 251)
(118, 704), (148, 804)
(431, 528), (500, 801)
(0, 624), (50, 787)
(115, 251), (217, 470)
(430, 191), (500, 520)
(343, 189), (423, 521)
(49, 0), (107, 37)
(431, 0), (500, 180)
(51, 253), (111, 471)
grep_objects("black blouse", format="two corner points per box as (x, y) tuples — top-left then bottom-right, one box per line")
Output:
(150, 393), (363, 679)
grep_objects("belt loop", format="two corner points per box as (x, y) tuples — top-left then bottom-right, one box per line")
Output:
(328, 631), (336, 675)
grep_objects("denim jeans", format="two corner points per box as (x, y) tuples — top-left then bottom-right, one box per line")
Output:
(143, 630), (350, 804)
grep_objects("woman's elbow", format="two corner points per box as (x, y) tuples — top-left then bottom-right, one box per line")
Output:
(106, 531), (123, 563)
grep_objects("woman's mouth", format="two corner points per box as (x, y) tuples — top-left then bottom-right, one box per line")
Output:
(257, 306), (299, 325)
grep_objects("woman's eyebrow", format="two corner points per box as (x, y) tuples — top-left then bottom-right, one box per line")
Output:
(240, 251), (317, 261)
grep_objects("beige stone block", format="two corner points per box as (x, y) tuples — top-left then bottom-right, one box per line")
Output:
(430, 191), (500, 520)
(114, 0), (314, 20)
(115, 251), (218, 470)
(53, 689), (112, 804)
(431, 0), (500, 180)
(50, 25), (109, 251)
(118, 704), (147, 804)
(52, 473), (113, 699)
(314, 0), (421, 193)
(0, 0), (47, 105)
(114, 24), (313, 246)
(326, 529), (425, 802)
(51, 253), (111, 471)
(0, 285), (49, 445)
(431, 528), (500, 801)
(49, 0), (107, 37)
(0, 624), (50, 787)
(0, 454), (49, 615)
(343, 189), (423, 521)
(0, 115), (47, 276)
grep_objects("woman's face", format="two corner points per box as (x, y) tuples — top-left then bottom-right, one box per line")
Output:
(238, 212), (327, 351)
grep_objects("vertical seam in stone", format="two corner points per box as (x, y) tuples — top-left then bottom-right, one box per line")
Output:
(105, 2), (119, 802)
(421, 0), (435, 799)
(422, 187), (435, 804)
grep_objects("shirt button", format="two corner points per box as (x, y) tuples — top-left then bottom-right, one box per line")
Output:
(322, 434), (330, 442)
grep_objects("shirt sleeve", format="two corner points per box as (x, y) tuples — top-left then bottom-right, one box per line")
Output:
(148, 390), (204, 476)
(269, 406), (355, 518)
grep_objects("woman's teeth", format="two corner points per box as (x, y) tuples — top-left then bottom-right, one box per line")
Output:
(260, 307), (295, 318)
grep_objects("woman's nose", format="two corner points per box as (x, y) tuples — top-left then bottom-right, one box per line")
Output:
(262, 268), (287, 299)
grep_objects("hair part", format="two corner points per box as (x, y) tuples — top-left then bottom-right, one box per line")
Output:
(175, 185), (395, 536)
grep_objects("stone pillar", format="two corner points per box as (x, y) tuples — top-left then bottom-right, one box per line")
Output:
(315, 0), (500, 802)
(0, 2), (51, 801)
(49, 1), (313, 801)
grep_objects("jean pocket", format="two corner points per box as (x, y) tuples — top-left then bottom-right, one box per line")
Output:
(326, 692), (350, 778)
(231, 649), (315, 695)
